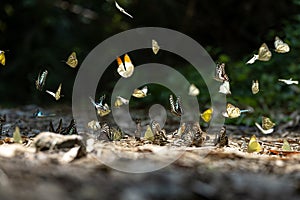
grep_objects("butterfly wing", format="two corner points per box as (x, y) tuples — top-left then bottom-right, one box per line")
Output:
(36, 70), (48, 91)
(251, 80), (259, 94)
(262, 117), (275, 130)
(246, 54), (259, 64)
(219, 81), (231, 95)
(66, 52), (78, 68)
(115, 1), (133, 18)
(247, 135), (262, 153)
(132, 86), (147, 98)
(188, 84), (200, 96)
(55, 83), (62, 100)
(224, 103), (241, 118)
(274, 36), (290, 53)
(200, 108), (213, 122)
(0, 51), (5, 66)
(258, 43), (272, 61)
(152, 39), (160, 54)
(144, 125), (154, 141)
(123, 54), (134, 78)
(214, 63), (229, 82)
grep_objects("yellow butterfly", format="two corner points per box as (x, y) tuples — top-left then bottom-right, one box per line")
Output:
(46, 83), (63, 100)
(66, 52), (78, 68)
(200, 108), (213, 122)
(132, 86), (148, 98)
(152, 39), (160, 55)
(188, 84), (200, 96)
(116, 54), (134, 78)
(252, 80), (259, 94)
(247, 135), (262, 153)
(144, 125), (154, 141)
(282, 139), (291, 151)
(246, 43), (272, 64)
(0, 50), (5, 66)
(114, 96), (129, 108)
(274, 36), (290, 53)
(13, 126), (22, 144)
(219, 81), (231, 95)
(262, 116), (275, 130)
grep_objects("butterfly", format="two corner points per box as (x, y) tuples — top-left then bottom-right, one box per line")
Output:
(0, 50), (6, 66)
(222, 103), (250, 118)
(116, 54), (134, 78)
(200, 108), (213, 122)
(262, 116), (275, 130)
(251, 80), (259, 94)
(65, 52), (78, 68)
(87, 120), (101, 131)
(114, 96), (129, 108)
(89, 95), (111, 117)
(35, 69), (48, 91)
(214, 126), (228, 147)
(188, 84), (200, 96)
(219, 80), (231, 95)
(274, 36), (290, 53)
(13, 126), (22, 144)
(151, 120), (167, 145)
(214, 63), (229, 82)
(282, 139), (292, 151)
(144, 125), (154, 141)
(46, 83), (63, 100)
(152, 39), (160, 55)
(115, 1), (133, 18)
(107, 127), (122, 141)
(33, 109), (56, 118)
(169, 94), (184, 116)
(247, 135), (262, 153)
(246, 43), (272, 64)
(132, 86), (148, 98)
(278, 78), (298, 85)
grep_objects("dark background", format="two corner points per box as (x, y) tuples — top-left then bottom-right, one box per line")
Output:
(0, 0), (300, 124)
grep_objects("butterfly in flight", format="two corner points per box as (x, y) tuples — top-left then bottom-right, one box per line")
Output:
(214, 63), (229, 82)
(200, 108), (213, 122)
(278, 78), (298, 85)
(254, 116), (275, 134)
(251, 80), (259, 94)
(89, 95), (111, 117)
(116, 54), (134, 78)
(222, 103), (250, 118)
(35, 69), (48, 91)
(219, 81), (231, 95)
(274, 36), (290, 53)
(169, 94), (184, 117)
(65, 52), (78, 68)
(115, 1), (133, 18)
(152, 39), (160, 55)
(114, 96), (129, 108)
(132, 86), (148, 98)
(246, 43), (272, 64)
(46, 83), (63, 100)
(188, 84), (200, 96)
(0, 50), (6, 66)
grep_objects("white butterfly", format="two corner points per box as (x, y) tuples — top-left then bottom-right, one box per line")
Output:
(278, 78), (298, 85)
(219, 81), (231, 95)
(188, 84), (200, 96)
(116, 54), (134, 78)
(246, 43), (272, 64)
(152, 39), (160, 55)
(132, 86), (148, 98)
(46, 83), (63, 100)
(115, 1), (133, 18)
(274, 36), (290, 53)
(255, 122), (274, 134)
(114, 96), (129, 107)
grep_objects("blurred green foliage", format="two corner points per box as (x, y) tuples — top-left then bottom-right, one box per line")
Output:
(0, 0), (299, 125)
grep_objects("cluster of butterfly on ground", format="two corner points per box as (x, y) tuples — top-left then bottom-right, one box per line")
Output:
(0, 1), (298, 155)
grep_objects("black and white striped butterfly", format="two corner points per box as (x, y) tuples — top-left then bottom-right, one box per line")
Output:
(35, 69), (48, 91)
(214, 63), (229, 82)
(169, 94), (184, 116)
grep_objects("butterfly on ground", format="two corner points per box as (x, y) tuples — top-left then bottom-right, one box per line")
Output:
(46, 83), (63, 100)
(35, 69), (48, 91)
(282, 139), (292, 151)
(214, 126), (228, 147)
(222, 103), (250, 118)
(219, 81), (231, 95)
(132, 86), (148, 98)
(33, 109), (56, 118)
(0, 50), (6, 66)
(152, 39), (160, 55)
(169, 94), (184, 117)
(65, 52), (78, 68)
(214, 63), (229, 82)
(144, 125), (154, 141)
(114, 96), (129, 108)
(274, 36), (290, 53)
(188, 84), (200, 96)
(247, 135), (262, 153)
(89, 95), (111, 117)
(115, 1), (133, 18)
(116, 54), (134, 78)
(278, 78), (298, 85)
(200, 108), (213, 122)
(252, 80), (259, 94)
(246, 43), (272, 64)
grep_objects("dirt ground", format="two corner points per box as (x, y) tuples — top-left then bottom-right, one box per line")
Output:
(0, 105), (300, 200)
